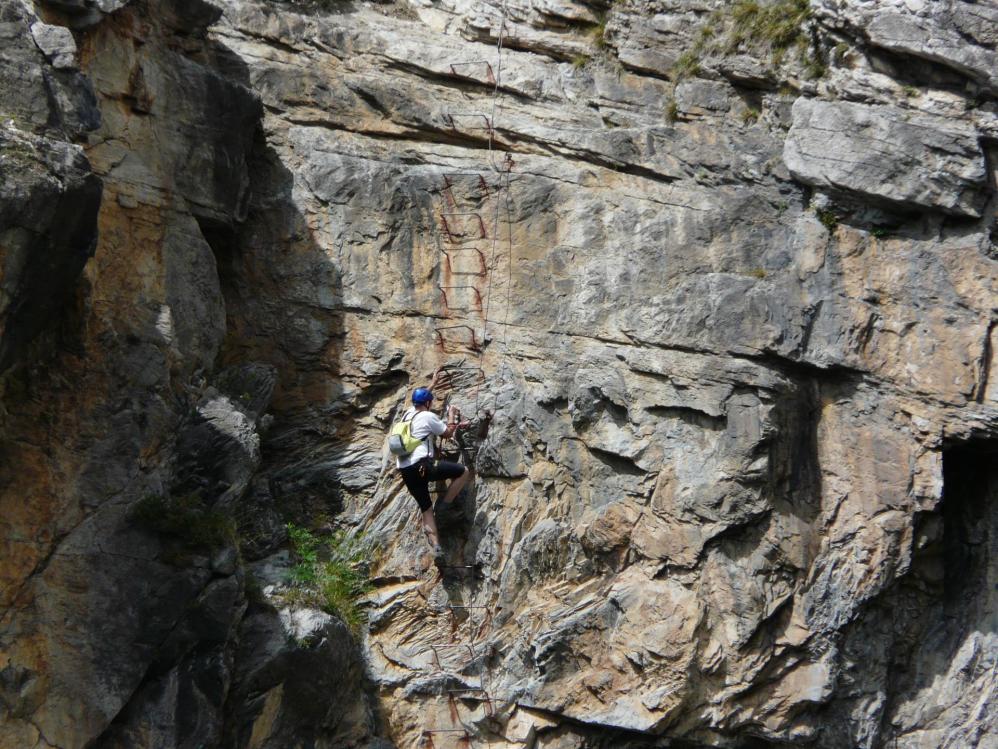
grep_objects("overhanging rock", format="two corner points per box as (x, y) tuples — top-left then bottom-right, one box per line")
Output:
(783, 97), (988, 217)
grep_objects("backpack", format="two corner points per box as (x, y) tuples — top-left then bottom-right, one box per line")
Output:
(387, 411), (426, 456)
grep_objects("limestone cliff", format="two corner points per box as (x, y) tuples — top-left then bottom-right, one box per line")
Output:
(0, 0), (995, 747)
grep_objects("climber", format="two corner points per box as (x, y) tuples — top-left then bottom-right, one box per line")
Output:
(394, 382), (471, 557)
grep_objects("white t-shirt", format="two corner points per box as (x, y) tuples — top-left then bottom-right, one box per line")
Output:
(396, 407), (448, 468)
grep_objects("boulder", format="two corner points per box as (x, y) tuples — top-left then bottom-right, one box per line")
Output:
(783, 97), (988, 216)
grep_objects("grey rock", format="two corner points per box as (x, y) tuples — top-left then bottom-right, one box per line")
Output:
(0, 2), (100, 136)
(30, 22), (78, 69)
(0, 128), (102, 372)
(783, 97), (988, 216)
(3, 0), (998, 748)
(814, 1), (998, 94)
(93, 577), (245, 749)
(867, 12), (998, 93)
(40, 0), (132, 29)
(674, 79), (734, 115)
(222, 606), (381, 749)
(173, 390), (264, 505)
(211, 546), (239, 575)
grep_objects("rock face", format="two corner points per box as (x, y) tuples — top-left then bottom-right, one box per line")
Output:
(0, 0), (996, 748)
(784, 98), (988, 216)
(814, 0), (998, 94)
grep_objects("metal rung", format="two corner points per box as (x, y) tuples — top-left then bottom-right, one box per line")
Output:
(441, 248), (487, 277)
(434, 325), (481, 353)
(449, 687), (496, 717)
(448, 60), (496, 84)
(443, 112), (493, 133)
(429, 642), (478, 669)
(439, 212), (487, 241)
(434, 363), (487, 391)
(421, 729), (471, 749)
(443, 172), (492, 197)
(438, 285), (482, 311)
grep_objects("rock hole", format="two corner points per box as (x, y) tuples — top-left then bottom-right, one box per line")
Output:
(940, 441), (998, 611)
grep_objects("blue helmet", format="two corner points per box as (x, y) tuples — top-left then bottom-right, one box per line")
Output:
(412, 387), (434, 405)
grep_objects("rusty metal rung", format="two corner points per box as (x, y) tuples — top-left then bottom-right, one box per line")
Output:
(448, 60), (496, 84)
(443, 172), (492, 196)
(441, 248), (487, 277)
(433, 364), (486, 391)
(429, 643), (477, 658)
(444, 112), (493, 133)
(434, 325), (481, 353)
(438, 173), (490, 210)
(439, 211), (488, 241)
(449, 687), (496, 717)
(438, 284), (483, 312)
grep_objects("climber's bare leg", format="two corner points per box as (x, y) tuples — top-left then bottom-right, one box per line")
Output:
(441, 467), (471, 504)
(422, 508), (441, 548)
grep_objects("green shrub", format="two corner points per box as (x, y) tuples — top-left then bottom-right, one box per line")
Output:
(572, 53), (591, 70)
(741, 106), (760, 124)
(285, 523), (372, 633)
(815, 207), (839, 231)
(133, 493), (236, 550)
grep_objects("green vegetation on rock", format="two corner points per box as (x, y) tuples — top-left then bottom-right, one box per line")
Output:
(285, 523), (372, 633)
(590, 10), (610, 50)
(133, 493), (237, 550)
(672, 0), (820, 82)
(664, 97), (680, 123)
(815, 206), (839, 231)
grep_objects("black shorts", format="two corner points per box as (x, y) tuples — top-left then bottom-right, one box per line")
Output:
(399, 459), (466, 513)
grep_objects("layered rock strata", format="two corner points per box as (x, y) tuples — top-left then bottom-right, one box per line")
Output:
(0, 0), (996, 748)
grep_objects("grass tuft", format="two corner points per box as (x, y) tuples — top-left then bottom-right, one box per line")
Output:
(815, 207), (839, 232)
(672, 50), (702, 82)
(590, 11), (609, 50)
(671, 0), (819, 82)
(284, 523), (372, 634)
(665, 97), (679, 123)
